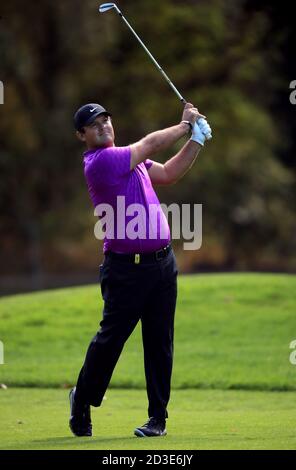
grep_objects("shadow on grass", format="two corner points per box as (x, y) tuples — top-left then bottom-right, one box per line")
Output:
(31, 435), (137, 447)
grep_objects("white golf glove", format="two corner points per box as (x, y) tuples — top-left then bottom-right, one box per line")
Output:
(190, 118), (212, 146)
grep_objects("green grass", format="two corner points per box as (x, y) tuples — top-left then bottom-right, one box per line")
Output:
(0, 388), (295, 450)
(0, 273), (295, 390)
(0, 273), (295, 450)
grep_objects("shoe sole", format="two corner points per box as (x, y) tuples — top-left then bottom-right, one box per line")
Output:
(134, 429), (147, 437)
(134, 428), (167, 438)
(70, 430), (92, 437)
(69, 422), (92, 437)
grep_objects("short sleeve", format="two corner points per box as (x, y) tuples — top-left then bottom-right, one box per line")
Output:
(87, 146), (131, 186)
(144, 159), (153, 171)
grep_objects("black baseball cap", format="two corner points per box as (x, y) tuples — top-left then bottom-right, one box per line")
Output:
(74, 103), (111, 131)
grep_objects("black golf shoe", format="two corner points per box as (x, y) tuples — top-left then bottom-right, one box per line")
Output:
(134, 417), (167, 437)
(69, 387), (92, 437)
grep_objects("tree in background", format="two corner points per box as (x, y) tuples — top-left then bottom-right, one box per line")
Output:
(0, 0), (295, 292)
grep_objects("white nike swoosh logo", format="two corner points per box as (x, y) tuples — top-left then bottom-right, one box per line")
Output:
(89, 107), (98, 113)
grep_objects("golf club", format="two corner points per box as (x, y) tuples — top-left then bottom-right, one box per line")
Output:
(99, 3), (212, 140)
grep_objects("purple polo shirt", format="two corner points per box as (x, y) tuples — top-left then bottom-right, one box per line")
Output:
(83, 145), (171, 254)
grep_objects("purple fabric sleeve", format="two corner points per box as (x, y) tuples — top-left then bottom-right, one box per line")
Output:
(90, 146), (131, 186)
(144, 159), (153, 170)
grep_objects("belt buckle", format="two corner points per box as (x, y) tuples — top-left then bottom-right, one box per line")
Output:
(134, 254), (140, 264)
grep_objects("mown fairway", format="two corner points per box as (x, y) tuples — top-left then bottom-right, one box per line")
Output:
(0, 274), (295, 449)
(1, 388), (296, 450)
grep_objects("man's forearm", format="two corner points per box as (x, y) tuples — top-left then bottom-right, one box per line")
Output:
(140, 122), (190, 156)
(164, 140), (201, 183)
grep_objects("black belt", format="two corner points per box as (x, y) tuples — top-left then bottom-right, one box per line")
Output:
(105, 244), (172, 264)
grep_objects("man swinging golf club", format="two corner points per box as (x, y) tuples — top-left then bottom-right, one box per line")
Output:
(69, 2), (212, 438)
(69, 102), (212, 438)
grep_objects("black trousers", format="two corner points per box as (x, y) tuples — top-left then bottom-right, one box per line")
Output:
(75, 248), (178, 420)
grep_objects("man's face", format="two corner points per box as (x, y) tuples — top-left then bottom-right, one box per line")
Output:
(77, 114), (115, 149)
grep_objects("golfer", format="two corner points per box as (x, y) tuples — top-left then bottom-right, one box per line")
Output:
(69, 102), (211, 437)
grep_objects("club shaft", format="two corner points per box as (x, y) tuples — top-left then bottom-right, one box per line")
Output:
(116, 9), (186, 103)
(109, 4), (211, 140)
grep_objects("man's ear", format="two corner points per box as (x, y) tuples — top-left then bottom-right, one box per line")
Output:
(76, 130), (86, 142)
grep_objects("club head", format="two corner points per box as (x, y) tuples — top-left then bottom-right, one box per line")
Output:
(99, 3), (116, 13)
